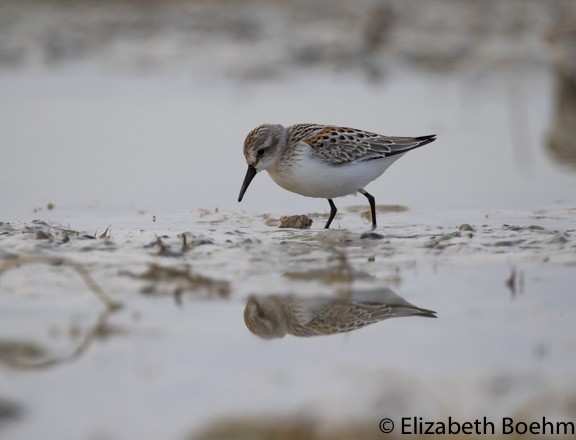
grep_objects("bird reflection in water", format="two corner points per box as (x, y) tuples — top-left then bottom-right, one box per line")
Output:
(244, 288), (436, 339)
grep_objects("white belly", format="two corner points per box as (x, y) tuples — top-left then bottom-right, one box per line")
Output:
(268, 153), (405, 199)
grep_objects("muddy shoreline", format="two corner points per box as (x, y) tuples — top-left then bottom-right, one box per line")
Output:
(1, 206), (575, 439)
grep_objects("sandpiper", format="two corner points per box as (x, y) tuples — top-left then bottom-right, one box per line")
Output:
(238, 123), (436, 229)
(244, 289), (437, 339)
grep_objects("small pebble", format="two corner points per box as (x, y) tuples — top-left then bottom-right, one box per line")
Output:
(360, 232), (384, 240)
(34, 230), (51, 240)
(278, 215), (313, 229)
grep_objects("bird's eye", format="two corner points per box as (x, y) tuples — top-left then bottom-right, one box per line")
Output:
(256, 148), (265, 158)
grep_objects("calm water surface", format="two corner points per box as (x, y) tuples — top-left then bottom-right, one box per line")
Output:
(1, 66), (575, 439)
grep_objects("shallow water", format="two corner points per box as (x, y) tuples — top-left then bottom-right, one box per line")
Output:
(1, 205), (575, 439)
(2, 1), (576, 437)
(1, 68), (575, 222)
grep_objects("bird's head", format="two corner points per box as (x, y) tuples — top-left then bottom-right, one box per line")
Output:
(238, 124), (285, 202)
(243, 295), (288, 339)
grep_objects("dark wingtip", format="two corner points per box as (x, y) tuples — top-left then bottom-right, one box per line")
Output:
(418, 308), (438, 318)
(414, 134), (437, 148)
(417, 134), (437, 140)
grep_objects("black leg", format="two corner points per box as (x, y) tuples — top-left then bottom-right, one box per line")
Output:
(325, 199), (337, 229)
(359, 189), (376, 229)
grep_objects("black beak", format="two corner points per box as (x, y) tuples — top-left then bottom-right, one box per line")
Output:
(238, 165), (257, 202)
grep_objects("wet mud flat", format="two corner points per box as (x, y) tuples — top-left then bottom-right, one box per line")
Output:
(1, 206), (575, 440)
(2, 0), (576, 438)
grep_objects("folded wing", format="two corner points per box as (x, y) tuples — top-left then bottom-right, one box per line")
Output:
(300, 125), (436, 165)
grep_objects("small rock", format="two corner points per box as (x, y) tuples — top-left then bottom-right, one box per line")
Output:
(360, 231), (384, 240)
(34, 230), (51, 240)
(278, 215), (313, 229)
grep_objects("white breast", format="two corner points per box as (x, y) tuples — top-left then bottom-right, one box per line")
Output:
(267, 146), (405, 199)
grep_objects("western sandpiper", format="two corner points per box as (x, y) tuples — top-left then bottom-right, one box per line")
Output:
(238, 123), (436, 229)
(244, 289), (437, 339)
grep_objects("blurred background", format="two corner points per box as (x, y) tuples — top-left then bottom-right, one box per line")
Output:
(1, 2), (576, 440)
(1, 0), (576, 220)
